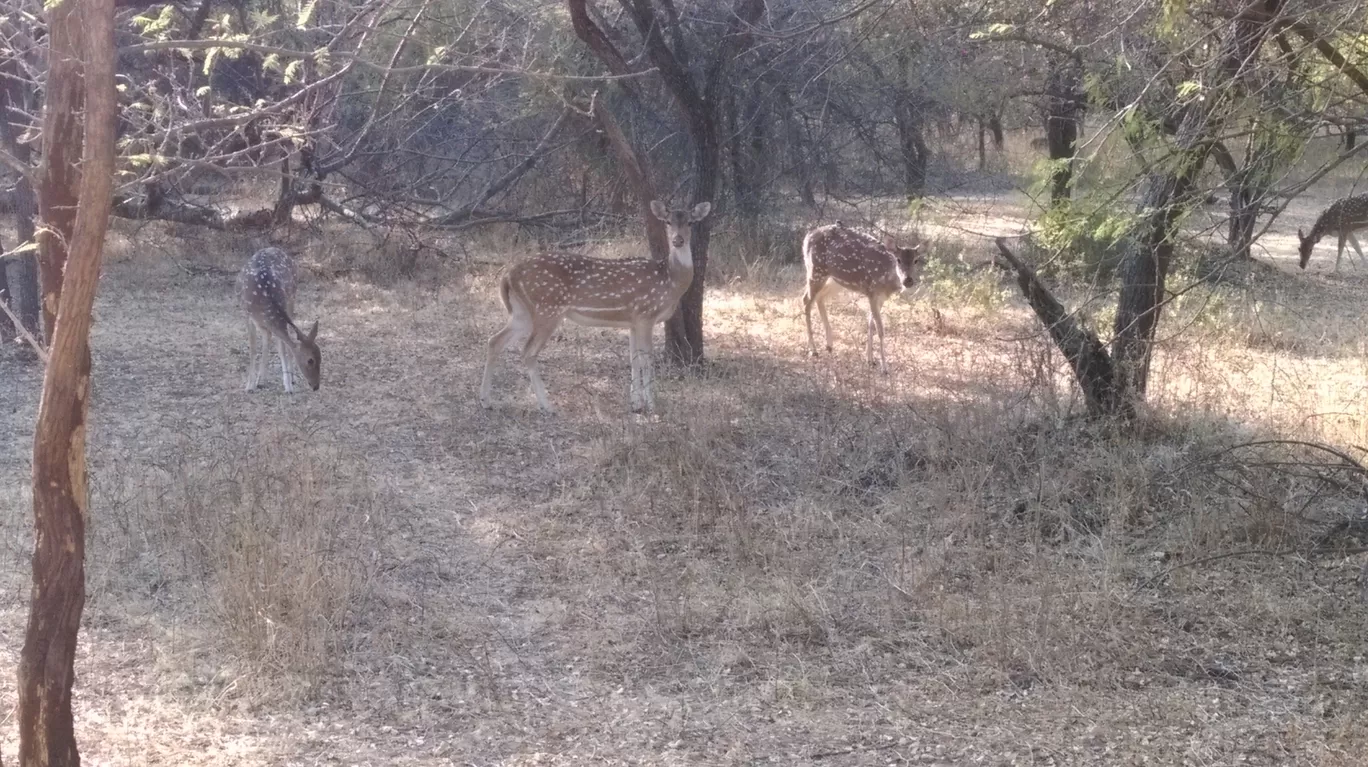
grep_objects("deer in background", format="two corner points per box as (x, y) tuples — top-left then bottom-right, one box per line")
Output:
(802, 222), (924, 373)
(239, 247), (321, 392)
(480, 200), (712, 414)
(1299, 193), (1368, 274)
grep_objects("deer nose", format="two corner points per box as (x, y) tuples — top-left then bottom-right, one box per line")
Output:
(672, 236), (685, 248)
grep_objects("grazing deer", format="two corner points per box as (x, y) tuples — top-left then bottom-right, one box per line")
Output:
(239, 247), (321, 392)
(1299, 194), (1368, 273)
(802, 222), (924, 373)
(480, 200), (712, 413)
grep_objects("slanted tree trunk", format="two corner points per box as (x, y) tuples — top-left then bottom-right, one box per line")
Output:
(998, 2), (1283, 419)
(18, 0), (118, 764)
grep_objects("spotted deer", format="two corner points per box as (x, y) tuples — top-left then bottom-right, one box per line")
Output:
(239, 247), (321, 392)
(1299, 194), (1368, 273)
(480, 200), (712, 413)
(802, 222), (924, 373)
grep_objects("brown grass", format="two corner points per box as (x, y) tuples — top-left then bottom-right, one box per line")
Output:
(2, 139), (1368, 764)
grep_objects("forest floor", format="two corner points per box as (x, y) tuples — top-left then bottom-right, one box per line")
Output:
(4, 176), (1368, 765)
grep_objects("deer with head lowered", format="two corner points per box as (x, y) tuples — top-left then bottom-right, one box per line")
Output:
(480, 200), (711, 413)
(239, 246), (321, 392)
(802, 222), (924, 373)
(1299, 193), (1368, 274)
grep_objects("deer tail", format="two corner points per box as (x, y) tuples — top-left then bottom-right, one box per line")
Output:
(498, 270), (513, 314)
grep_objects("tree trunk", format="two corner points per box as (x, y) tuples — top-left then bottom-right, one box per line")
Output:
(1, 49), (42, 346)
(894, 98), (929, 199)
(588, 100), (667, 262)
(779, 87), (816, 207)
(0, 241), (11, 341)
(18, 0), (118, 764)
(567, 0), (762, 367)
(664, 113), (720, 364)
(1110, 2), (1281, 408)
(893, 53), (929, 200)
(977, 118), (987, 171)
(1044, 60), (1084, 205)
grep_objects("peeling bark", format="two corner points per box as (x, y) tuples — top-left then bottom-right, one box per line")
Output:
(19, 0), (118, 764)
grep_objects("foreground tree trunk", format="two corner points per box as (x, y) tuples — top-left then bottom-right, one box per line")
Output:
(18, 0), (118, 764)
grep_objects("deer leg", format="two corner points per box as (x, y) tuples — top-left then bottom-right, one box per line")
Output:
(245, 320), (258, 391)
(1335, 232), (1347, 273)
(802, 278), (824, 356)
(633, 322), (655, 412)
(865, 298), (878, 369)
(870, 295), (889, 374)
(627, 330), (643, 411)
(1347, 232), (1364, 265)
(815, 285), (835, 353)
(521, 321), (557, 414)
(479, 322), (520, 408)
(277, 335), (295, 393)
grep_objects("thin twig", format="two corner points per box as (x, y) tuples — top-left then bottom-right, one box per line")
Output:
(0, 291), (47, 363)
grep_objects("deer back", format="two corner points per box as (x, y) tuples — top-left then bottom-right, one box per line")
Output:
(239, 247), (299, 335)
(1316, 194), (1368, 237)
(506, 252), (682, 324)
(804, 224), (910, 296)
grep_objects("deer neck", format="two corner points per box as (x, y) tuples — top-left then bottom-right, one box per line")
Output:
(667, 243), (694, 283)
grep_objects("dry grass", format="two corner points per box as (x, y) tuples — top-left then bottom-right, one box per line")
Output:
(2, 142), (1368, 764)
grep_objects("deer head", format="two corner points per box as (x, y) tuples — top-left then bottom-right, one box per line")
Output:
(291, 320), (322, 390)
(1297, 227), (1316, 270)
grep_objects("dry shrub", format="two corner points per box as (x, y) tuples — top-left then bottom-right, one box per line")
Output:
(91, 425), (384, 699)
(534, 345), (1364, 691)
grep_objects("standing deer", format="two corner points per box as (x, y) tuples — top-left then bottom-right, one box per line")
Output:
(239, 247), (321, 392)
(480, 200), (711, 413)
(1299, 194), (1368, 273)
(802, 222), (924, 373)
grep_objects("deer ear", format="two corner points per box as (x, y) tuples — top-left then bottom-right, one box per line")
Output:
(650, 200), (669, 221)
(690, 201), (712, 222)
(304, 321), (319, 343)
(1297, 227), (1306, 241)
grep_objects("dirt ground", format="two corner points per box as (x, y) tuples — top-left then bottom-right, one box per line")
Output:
(4, 176), (1368, 765)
